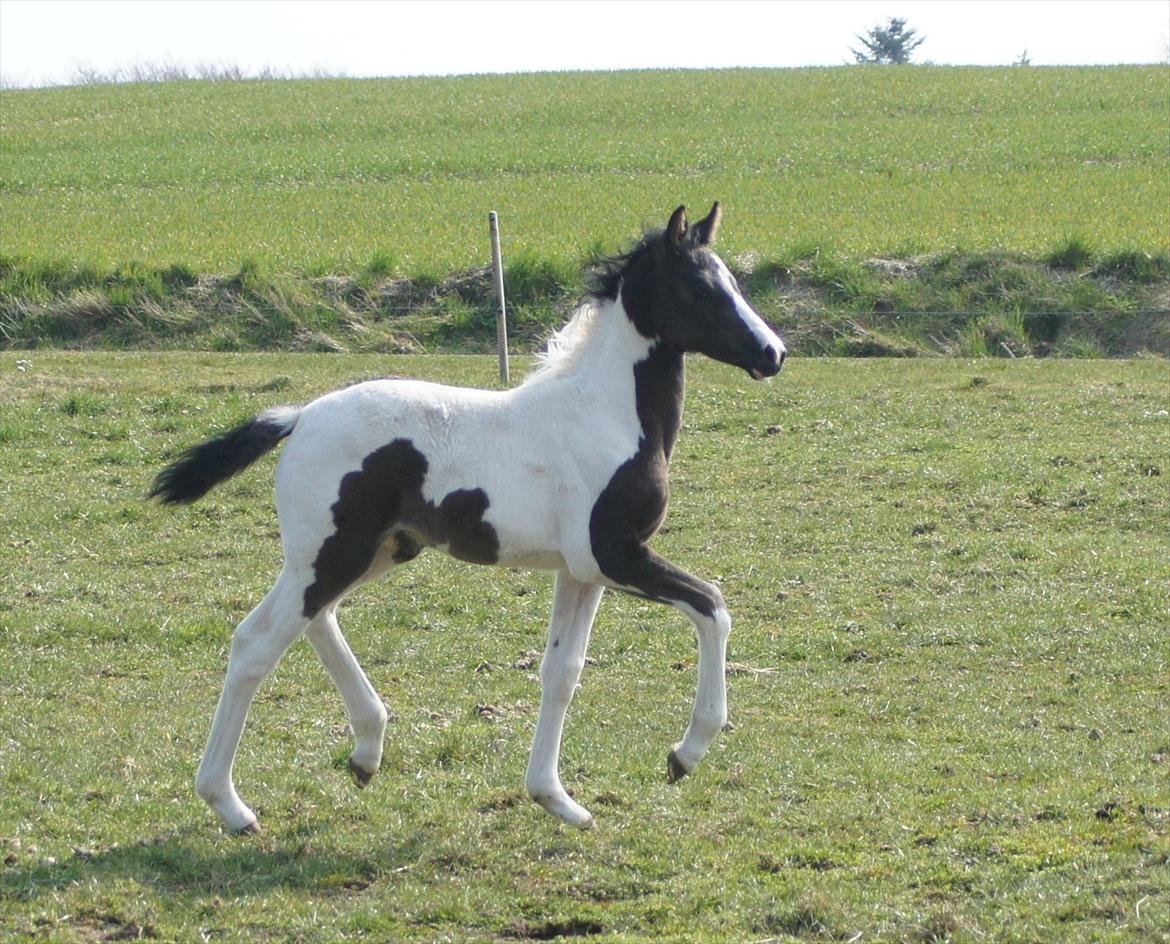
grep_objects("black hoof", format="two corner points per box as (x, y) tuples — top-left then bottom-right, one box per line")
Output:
(234, 819), (262, 836)
(348, 757), (376, 789)
(667, 750), (689, 783)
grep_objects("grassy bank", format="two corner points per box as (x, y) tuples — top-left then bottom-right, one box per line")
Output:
(2, 244), (1167, 356)
(1, 352), (1167, 942)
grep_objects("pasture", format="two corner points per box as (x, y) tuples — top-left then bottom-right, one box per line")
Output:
(2, 67), (1168, 275)
(3, 67), (1167, 359)
(1, 351), (1167, 942)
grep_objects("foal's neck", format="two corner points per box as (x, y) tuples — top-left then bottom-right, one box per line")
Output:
(632, 339), (685, 462)
(541, 294), (686, 462)
(605, 293), (686, 462)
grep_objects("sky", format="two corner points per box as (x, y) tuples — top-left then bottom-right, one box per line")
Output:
(1, 0), (1168, 88)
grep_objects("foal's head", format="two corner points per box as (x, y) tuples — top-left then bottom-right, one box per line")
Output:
(619, 204), (786, 379)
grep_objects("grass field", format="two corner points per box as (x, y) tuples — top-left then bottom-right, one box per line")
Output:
(2, 67), (1168, 276)
(3, 67), (1167, 357)
(1, 351), (1167, 942)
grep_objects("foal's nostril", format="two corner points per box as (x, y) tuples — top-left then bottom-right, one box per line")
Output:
(749, 344), (784, 380)
(777, 346), (787, 367)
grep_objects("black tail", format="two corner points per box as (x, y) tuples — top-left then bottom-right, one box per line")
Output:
(149, 406), (301, 505)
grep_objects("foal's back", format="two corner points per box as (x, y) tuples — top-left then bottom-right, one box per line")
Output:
(273, 373), (638, 583)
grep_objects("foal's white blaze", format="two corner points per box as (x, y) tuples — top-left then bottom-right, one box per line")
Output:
(711, 256), (786, 377)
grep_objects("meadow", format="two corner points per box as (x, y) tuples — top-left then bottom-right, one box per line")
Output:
(1, 350), (1167, 942)
(2, 67), (1168, 276)
(1, 63), (1168, 942)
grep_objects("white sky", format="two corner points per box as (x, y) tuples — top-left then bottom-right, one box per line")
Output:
(1, 0), (1168, 87)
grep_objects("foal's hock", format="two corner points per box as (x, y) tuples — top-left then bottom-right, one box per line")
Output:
(152, 204), (786, 832)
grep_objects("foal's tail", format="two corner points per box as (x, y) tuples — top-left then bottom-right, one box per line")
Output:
(149, 405), (302, 505)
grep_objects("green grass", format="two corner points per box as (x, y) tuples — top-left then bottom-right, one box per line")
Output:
(2, 247), (1167, 356)
(1, 351), (1167, 942)
(2, 67), (1168, 275)
(2, 67), (1167, 356)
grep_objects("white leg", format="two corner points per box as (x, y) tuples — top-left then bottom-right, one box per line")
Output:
(305, 607), (388, 787)
(667, 601), (731, 781)
(589, 541), (731, 783)
(525, 572), (605, 828)
(194, 569), (309, 833)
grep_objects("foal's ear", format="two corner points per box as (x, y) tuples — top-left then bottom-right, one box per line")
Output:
(692, 202), (722, 246)
(665, 205), (688, 248)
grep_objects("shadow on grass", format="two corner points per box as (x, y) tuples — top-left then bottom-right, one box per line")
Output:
(2, 821), (430, 902)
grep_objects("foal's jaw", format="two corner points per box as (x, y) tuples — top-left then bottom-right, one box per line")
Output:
(692, 240), (787, 381)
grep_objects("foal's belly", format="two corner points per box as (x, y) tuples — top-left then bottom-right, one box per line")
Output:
(493, 547), (568, 571)
(478, 508), (571, 571)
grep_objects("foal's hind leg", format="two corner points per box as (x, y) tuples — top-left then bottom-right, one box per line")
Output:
(525, 572), (605, 828)
(195, 568), (310, 833)
(305, 607), (388, 787)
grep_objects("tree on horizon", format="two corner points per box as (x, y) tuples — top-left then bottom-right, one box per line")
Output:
(851, 17), (926, 64)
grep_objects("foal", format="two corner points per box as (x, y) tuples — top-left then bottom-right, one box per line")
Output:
(152, 203), (785, 832)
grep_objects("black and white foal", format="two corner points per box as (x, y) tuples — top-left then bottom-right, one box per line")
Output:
(152, 204), (785, 832)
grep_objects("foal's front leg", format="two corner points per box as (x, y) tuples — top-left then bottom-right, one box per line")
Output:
(605, 547), (731, 783)
(666, 596), (731, 783)
(525, 572), (605, 828)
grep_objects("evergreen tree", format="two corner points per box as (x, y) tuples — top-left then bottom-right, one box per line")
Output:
(851, 17), (926, 64)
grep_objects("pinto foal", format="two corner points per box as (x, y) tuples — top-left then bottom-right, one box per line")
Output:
(152, 204), (785, 832)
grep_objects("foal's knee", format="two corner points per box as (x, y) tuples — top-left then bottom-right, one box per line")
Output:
(540, 654), (585, 705)
(694, 602), (732, 650)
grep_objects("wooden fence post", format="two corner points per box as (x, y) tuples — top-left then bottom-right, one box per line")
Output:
(489, 211), (510, 386)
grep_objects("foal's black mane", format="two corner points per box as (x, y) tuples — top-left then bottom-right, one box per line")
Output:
(585, 229), (663, 301)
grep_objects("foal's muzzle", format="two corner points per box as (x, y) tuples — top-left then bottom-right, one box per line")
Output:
(748, 343), (786, 380)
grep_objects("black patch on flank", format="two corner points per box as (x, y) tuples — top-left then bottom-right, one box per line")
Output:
(588, 342), (721, 620)
(432, 488), (499, 564)
(389, 530), (422, 564)
(303, 438), (499, 617)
